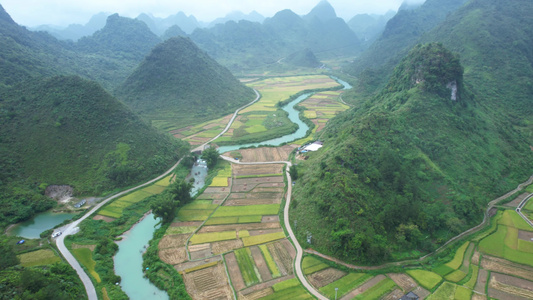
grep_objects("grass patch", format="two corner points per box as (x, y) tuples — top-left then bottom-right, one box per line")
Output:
(165, 226), (197, 235)
(499, 210), (533, 231)
(154, 174), (174, 187)
(427, 282), (456, 300)
(176, 209), (214, 221)
(212, 204), (280, 217)
(445, 242), (470, 270)
(354, 278), (397, 300)
(273, 277), (300, 292)
(261, 278), (313, 300)
(238, 215), (263, 223)
(433, 264), (455, 277)
(99, 189), (155, 218)
(242, 232), (286, 247)
(189, 231), (236, 245)
(259, 245), (281, 278)
(205, 217), (238, 225)
(406, 270), (442, 290)
(72, 248), (101, 283)
(181, 201), (218, 210)
(18, 249), (61, 267)
(234, 248), (261, 287)
(454, 285), (472, 300)
(302, 256), (329, 275)
(320, 273), (372, 299)
(444, 269), (467, 283)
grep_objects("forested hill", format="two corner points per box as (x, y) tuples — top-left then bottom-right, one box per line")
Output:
(291, 43), (533, 264)
(345, 0), (468, 77)
(116, 37), (255, 130)
(421, 0), (533, 136)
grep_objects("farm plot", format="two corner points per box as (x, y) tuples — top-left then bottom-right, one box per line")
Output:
(181, 261), (234, 300)
(479, 210), (533, 266)
(319, 272), (372, 299)
(406, 270), (443, 290)
(233, 164), (284, 177)
(353, 277), (397, 300)
(176, 200), (218, 222)
(18, 249), (61, 267)
(488, 272), (533, 299)
(72, 247), (101, 283)
(171, 114), (232, 145)
(225, 145), (296, 162)
(297, 91), (349, 132)
(388, 273), (418, 292)
(98, 175), (174, 218)
(258, 278), (313, 300)
(427, 282), (456, 300)
(433, 241), (470, 276)
(307, 268), (347, 288)
(302, 256), (329, 275)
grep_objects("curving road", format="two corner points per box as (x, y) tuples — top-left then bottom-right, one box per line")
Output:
(517, 193), (533, 228)
(193, 89), (260, 153)
(220, 156), (327, 300)
(53, 90), (262, 299)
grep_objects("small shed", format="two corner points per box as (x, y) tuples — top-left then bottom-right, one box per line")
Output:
(74, 199), (86, 208)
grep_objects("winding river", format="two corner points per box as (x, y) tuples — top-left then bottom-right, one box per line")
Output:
(113, 76), (352, 299)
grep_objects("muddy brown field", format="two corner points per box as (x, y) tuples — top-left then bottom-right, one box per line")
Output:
(232, 164), (284, 177)
(250, 246), (273, 282)
(182, 262), (234, 300)
(225, 198), (280, 206)
(198, 223), (280, 234)
(388, 273), (417, 291)
(267, 240), (294, 276)
(227, 145), (296, 162)
(211, 239), (244, 255)
(159, 247), (187, 265)
(307, 268), (346, 288)
(481, 256), (533, 281)
(382, 289), (404, 300)
(475, 269), (489, 294)
(505, 193), (531, 208)
(158, 234), (190, 249)
(92, 215), (115, 222)
(518, 230), (533, 241)
(225, 252), (246, 291)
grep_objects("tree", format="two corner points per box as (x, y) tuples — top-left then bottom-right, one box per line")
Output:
(201, 146), (219, 169)
(0, 239), (18, 271)
(152, 179), (193, 224)
(289, 165), (299, 180)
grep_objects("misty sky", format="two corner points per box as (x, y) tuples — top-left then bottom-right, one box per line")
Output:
(2, 0), (425, 28)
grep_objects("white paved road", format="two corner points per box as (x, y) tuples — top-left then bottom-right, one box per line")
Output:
(220, 156), (327, 300)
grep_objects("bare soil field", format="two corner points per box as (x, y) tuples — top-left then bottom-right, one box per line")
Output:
(518, 230), (533, 241)
(159, 234), (190, 249)
(339, 275), (385, 300)
(388, 273), (417, 291)
(226, 145), (296, 162)
(234, 176), (284, 185)
(225, 198), (279, 206)
(382, 289), (404, 300)
(159, 247), (187, 265)
(231, 181), (284, 193)
(262, 216), (279, 223)
(307, 268), (346, 288)
(92, 215), (115, 222)
(240, 288), (273, 300)
(182, 262), (234, 300)
(280, 239), (296, 258)
(505, 193), (531, 207)
(233, 164), (284, 177)
(472, 293), (488, 300)
(211, 239), (244, 255)
(197, 192), (228, 201)
(412, 286), (430, 299)
(491, 273), (533, 292)
(249, 229), (283, 236)
(251, 187), (284, 193)
(481, 256), (533, 281)
(475, 269), (489, 294)
(203, 187), (231, 194)
(198, 223), (280, 234)
(250, 246), (273, 282)
(268, 240), (294, 276)
(227, 192), (282, 200)
(471, 250), (481, 266)
(174, 255), (222, 272)
(72, 244), (96, 251)
(225, 252), (246, 291)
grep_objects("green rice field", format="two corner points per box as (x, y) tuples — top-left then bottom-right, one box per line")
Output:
(242, 231), (285, 247)
(18, 249), (61, 267)
(354, 278), (396, 300)
(320, 273), (371, 299)
(260, 278), (313, 300)
(302, 256), (329, 275)
(73, 247), (101, 283)
(211, 204), (280, 217)
(406, 270), (442, 290)
(233, 247), (261, 286)
(259, 244), (281, 278)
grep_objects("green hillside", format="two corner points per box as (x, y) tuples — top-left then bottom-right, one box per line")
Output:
(420, 0), (533, 138)
(290, 43), (532, 264)
(116, 37), (255, 130)
(345, 0), (468, 77)
(0, 76), (188, 226)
